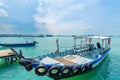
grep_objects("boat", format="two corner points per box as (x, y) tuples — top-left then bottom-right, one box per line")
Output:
(19, 36), (111, 79)
(0, 41), (38, 47)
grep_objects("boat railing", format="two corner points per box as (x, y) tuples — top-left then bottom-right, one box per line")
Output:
(73, 44), (91, 55)
(59, 45), (74, 49)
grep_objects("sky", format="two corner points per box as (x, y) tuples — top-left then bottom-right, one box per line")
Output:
(0, 0), (120, 35)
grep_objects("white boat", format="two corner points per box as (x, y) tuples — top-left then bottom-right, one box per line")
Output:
(19, 36), (111, 79)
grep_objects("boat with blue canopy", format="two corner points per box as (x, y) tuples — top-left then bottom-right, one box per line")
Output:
(0, 41), (38, 47)
(19, 36), (111, 79)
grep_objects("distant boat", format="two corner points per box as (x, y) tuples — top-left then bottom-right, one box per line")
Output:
(19, 36), (111, 79)
(0, 41), (38, 47)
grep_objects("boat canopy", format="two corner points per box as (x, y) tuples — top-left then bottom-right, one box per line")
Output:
(74, 36), (110, 40)
(88, 36), (110, 40)
(74, 35), (111, 49)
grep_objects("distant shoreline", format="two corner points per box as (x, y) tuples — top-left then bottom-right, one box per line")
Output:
(0, 34), (118, 37)
(0, 34), (44, 37)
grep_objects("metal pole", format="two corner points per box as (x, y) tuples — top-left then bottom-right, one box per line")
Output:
(55, 38), (59, 53)
(74, 37), (76, 49)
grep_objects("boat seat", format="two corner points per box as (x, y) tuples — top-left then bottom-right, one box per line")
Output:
(41, 57), (60, 65)
(65, 55), (76, 60)
(55, 57), (76, 66)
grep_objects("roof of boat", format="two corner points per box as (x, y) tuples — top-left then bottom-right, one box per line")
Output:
(88, 36), (110, 39)
(75, 36), (110, 40)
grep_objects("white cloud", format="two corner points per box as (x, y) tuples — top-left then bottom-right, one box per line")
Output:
(0, 2), (3, 6)
(0, 24), (16, 34)
(0, 2), (9, 8)
(0, 8), (8, 17)
(33, 0), (98, 34)
(0, 2), (8, 17)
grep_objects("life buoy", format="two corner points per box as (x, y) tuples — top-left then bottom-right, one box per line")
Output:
(35, 65), (48, 76)
(79, 65), (86, 73)
(87, 64), (92, 71)
(48, 66), (60, 76)
(72, 65), (80, 74)
(61, 66), (71, 76)
(11, 56), (17, 63)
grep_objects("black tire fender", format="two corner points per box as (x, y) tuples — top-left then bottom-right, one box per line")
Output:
(11, 56), (17, 63)
(80, 65), (86, 73)
(48, 66), (60, 76)
(72, 65), (80, 74)
(35, 65), (48, 76)
(87, 63), (92, 71)
(61, 66), (71, 76)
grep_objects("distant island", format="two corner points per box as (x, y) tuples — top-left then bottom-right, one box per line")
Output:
(0, 34), (44, 37)
(0, 34), (117, 37)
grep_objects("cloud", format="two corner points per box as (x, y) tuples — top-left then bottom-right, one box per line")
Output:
(0, 2), (8, 17)
(33, 0), (97, 34)
(0, 24), (16, 34)
(0, 2), (3, 6)
(0, 8), (8, 17)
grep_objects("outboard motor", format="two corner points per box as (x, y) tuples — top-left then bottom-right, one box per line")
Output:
(19, 58), (36, 71)
(33, 41), (39, 45)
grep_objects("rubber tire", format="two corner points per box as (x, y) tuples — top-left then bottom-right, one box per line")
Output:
(61, 66), (71, 76)
(80, 65), (86, 73)
(72, 65), (80, 74)
(11, 56), (17, 63)
(48, 66), (60, 76)
(87, 64), (92, 71)
(35, 65), (48, 76)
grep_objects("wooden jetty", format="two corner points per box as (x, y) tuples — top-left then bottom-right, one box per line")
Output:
(0, 48), (22, 65)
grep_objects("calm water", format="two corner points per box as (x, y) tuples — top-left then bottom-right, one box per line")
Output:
(0, 37), (120, 80)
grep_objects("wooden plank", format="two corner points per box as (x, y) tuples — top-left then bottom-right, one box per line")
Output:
(65, 56), (76, 60)
(55, 57), (76, 66)
(0, 49), (16, 58)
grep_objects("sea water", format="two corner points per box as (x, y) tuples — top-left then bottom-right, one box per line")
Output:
(0, 37), (120, 80)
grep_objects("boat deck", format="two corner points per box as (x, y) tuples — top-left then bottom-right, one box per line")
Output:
(40, 54), (94, 66)
(55, 57), (76, 66)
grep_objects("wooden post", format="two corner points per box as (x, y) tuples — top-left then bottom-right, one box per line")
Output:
(55, 38), (59, 53)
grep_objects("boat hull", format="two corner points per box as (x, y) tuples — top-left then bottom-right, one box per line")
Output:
(48, 48), (111, 79)
(0, 42), (36, 47)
